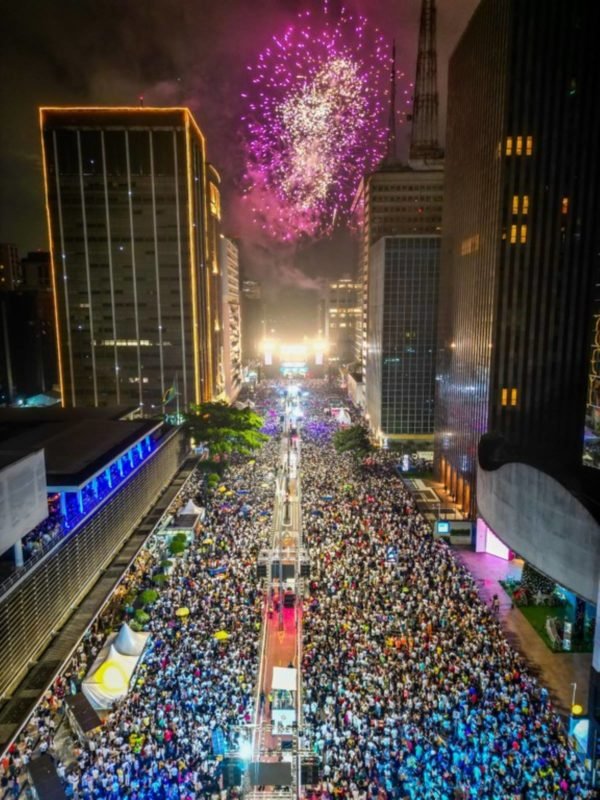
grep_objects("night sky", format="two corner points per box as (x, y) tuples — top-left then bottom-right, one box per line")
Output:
(0, 0), (477, 318)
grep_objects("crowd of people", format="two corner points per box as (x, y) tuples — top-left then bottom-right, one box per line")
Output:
(299, 386), (593, 799)
(1, 378), (594, 800)
(1, 385), (283, 800)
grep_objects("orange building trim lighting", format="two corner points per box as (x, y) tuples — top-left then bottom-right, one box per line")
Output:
(184, 113), (202, 405)
(39, 107), (66, 406)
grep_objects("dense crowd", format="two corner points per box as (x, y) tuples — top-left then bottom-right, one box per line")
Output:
(1, 385), (282, 800)
(299, 387), (593, 799)
(1, 379), (594, 800)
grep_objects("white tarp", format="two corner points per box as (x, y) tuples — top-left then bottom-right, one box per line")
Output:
(82, 624), (150, 710)
(113, 622), (150, 657)
(82, 644), (139, 710)
(179, 499), (203, 516)
(272, 667), (297, 691)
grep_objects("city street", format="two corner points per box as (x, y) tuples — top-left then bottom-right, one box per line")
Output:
(0, 380), (595, 800)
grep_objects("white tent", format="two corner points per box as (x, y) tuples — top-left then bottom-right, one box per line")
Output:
(179, 499), (203, 516)
(82, 643), (140, 710)
(113, 622), (150, 657)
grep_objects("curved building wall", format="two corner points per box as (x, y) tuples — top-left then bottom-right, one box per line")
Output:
(0, 429), (186, 698)
(477, 460), (600, 603)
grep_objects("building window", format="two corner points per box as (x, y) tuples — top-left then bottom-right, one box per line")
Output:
(510, 225), (517, 244)
(526, 136), (533, 156)
(520, 225), (527, 244)
(522, 196), (529, 214)
(561, 196), (569, 214)
(505, 137), (513, 156)
(501, 388), (508, 406)
(512, 195), (519, 214)
(209, 183), (221, 220)
(511, 388), (518, 406)
(515, 136), (523, 155)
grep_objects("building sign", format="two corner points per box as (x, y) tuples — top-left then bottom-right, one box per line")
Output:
(0, 449), (48, 554)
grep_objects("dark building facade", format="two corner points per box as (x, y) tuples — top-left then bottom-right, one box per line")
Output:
(326, 277), (361, 366)
(353, 167), (443, 370)
(0, 244), (21, 292)
(435, 0), (600, 517)
(240, 279), (264, 363)
(41, 107), (222, 411)
(366, 237), (439, 442)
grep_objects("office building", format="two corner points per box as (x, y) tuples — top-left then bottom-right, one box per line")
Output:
(434, 0), (600, 515)
(353, 0), (443, 373)
(326, 277), (361, 366)
(366, 236), (439, 442)
(354, 168), (443, 368)
(219, 236), (242, 400)
(21, 250), (51, 291)
(40, 107), (222, 411)
(355, 0), (443, 438)
(240, 279), (264, 363)
(433, 0), (600, 749)
(0, 244), (21, 291)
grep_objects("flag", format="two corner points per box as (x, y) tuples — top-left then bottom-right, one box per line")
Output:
(162, 385), (177, 405)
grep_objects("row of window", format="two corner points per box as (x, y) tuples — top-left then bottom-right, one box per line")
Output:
(500, 387), (518, 406)
(505, 136), (533, 156)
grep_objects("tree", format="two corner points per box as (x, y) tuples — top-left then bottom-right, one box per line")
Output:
(184, 402), (269, 457)
(333, 425), (372, 459)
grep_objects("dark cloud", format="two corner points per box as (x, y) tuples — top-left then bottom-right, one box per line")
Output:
(0, 0), (478, 293)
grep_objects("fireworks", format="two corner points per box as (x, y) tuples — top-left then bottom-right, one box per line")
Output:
(242, 5), (393, 241)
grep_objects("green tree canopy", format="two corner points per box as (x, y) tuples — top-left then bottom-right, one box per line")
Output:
(185, 401), (269, 456)
(332, 424), (372, 459)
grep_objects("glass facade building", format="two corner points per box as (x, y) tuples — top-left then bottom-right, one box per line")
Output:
(434, 0), (600, 516)
(366, 236), (439, 440)
(353, 167), (443, 369)
(219, 235), (242, 401)
(326, 277), (361, 365)
(41, 107), (223, 411)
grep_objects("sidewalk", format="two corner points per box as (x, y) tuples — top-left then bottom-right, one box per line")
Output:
(455, 549), (591, 716)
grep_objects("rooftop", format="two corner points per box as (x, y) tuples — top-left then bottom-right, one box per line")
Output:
(0, 408), (161, 488)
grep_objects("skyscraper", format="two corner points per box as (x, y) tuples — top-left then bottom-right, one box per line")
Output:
(326, 277), (361, 366)
(434, 0), (600, 516)
(40, 107), (222, 411)
(434, 0), (600, 747)
(366, 236), (439, 443)
(219, 235), (242, 401)
(240, 279), (264, 363)
(356, 0), (443, 438)
(0, 244), (21, 291)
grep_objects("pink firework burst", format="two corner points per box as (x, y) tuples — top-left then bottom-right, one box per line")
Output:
(242, 5), (392, 242)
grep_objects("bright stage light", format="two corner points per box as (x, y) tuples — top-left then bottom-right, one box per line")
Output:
(99, 661), (128, 692)
(239, 739), (253, 761)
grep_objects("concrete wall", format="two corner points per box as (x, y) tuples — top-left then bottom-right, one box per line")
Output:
(477, 461), (600, 603)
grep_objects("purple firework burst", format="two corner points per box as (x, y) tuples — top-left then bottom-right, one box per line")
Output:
(242, 5), (393, 242)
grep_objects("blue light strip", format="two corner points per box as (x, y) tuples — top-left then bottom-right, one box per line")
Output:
(18, 436), (159, 564)
(61, 436), (155, 530)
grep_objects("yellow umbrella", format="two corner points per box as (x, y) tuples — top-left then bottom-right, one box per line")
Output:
(176, 607), (190, 618)
(214, 630), (231, 641)
(217, 485), (227, 493)
(225, 490), (234, 497)
(203, 537), (214, 545)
